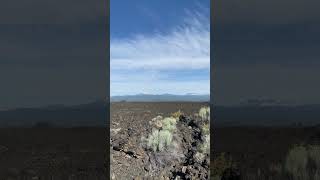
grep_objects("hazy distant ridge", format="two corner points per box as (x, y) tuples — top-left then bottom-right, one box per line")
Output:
(111, 94), (210, 102)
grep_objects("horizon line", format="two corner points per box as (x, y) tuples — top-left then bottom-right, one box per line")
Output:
(110, 93), (210, 97)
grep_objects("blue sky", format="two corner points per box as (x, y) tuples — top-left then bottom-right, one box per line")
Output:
(110, 0), (210, 96)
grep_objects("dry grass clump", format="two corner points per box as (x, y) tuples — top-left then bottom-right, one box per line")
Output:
(171, 110), (183, 120)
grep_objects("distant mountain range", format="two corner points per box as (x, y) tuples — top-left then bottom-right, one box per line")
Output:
(111, 93), (210, 102)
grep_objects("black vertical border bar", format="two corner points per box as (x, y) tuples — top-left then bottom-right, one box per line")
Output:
(106, 0), (111, 178)
(210, 0), (214, 178)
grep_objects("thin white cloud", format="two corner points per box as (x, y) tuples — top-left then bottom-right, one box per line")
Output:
(111, 57), (209, 70)
(111, 11), (209, 70)
(111, 10), (210, 95)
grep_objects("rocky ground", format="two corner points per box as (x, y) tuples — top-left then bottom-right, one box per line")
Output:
(110, 102), (210, 179)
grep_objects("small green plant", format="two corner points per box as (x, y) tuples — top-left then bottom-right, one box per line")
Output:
(145, 115), (177, 152)
(199, 106), (210, 121)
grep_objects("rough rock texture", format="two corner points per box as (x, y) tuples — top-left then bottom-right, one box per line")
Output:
(170, 115), (210, 179)
(110, 102), (210, 179)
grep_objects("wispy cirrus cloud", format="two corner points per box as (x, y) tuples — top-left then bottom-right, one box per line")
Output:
(111, 10), (210, 96)
(111, 11), (209, 70)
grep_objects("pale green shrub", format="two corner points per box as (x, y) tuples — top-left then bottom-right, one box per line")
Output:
(308, 145), (320, 168)
(158, 130), (173, 151)
(147, 129), (160, 152)
(285, 145), (308, 180)
(308, 145), (320, 180)
(146, 129), (174, 152)
(199, 134), (210, 154)
(145, 116), (177, 152)
(162, 117), (177, 131)
(149, 116), (177, 131)
(202, 123), (210, 135)
(147, 129), (174, 152)
(197, 107), (210, 162)
(199, 106), (210, 121)
(285, 144), (320, 180)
